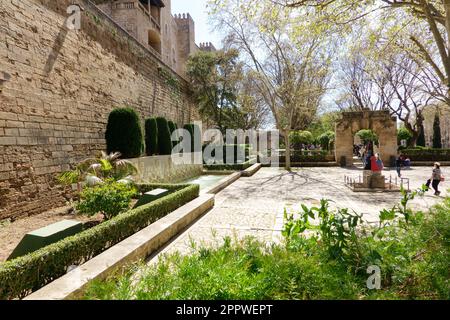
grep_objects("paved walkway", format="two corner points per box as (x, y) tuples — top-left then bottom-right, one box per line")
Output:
(149, 167), (447, 260)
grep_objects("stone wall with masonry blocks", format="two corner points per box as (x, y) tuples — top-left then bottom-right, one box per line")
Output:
(0, 0), (199, 220)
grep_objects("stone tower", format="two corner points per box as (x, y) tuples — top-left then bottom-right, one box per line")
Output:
(174, 13), (196, 75)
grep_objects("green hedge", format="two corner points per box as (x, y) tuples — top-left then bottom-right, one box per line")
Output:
(204, 160), (253, 171)
(401, 148), (450, 161)
(105, 108), (144, 158)
(145, 118), (159, 156)
(0, 184), (199, 300)
(184, 124), (201, 152)
(279, 150), (332, 163)
(203, 144), (250, 164)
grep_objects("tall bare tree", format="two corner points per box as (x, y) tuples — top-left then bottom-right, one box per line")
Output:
(273, 0), (450, 103)
(209, 0), (332, 170)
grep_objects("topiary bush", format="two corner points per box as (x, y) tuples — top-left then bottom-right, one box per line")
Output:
(145, 118), (159, 156)
(105, 108), (144, 159)
(156, 117), (173, 155)
(433, 112), (442, 149)
(168, 121), (179, 147)
(183, 124), (201, 153)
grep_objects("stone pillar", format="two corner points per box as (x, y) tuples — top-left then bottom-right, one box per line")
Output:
(335, 122), (354, 167)
(374, 118), (398, 167)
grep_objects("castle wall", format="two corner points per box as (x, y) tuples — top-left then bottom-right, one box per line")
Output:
(0, 0), (199, 220)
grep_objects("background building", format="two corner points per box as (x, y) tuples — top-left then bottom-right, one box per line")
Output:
(423, 105), (450, 148)
(97, 0), (216, 76)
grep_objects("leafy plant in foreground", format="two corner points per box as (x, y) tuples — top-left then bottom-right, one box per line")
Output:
(76, 180), (138, 220)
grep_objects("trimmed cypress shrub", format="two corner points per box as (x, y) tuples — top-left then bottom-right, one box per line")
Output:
(184, 124), (201, 153)
(156, 117), (173, 155)
(168, 121), (176, 136)
(105, 108), (144, 159)
(417, 124), (426, 147)
(169, 121), (181, 147)
(433, 112), (442, 149)
(145, 118), (159, 156)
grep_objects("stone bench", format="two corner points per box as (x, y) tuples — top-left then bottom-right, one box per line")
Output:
(133, 188), (170, 209)
(8, 220), (83, 260)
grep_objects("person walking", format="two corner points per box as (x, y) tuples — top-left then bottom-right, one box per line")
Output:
(395, 153), (405, 178)
(426, 163), (444, 196)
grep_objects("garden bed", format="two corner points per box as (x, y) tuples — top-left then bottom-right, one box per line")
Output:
(0, 207), (100, 262)
(0, 183), (199, 300)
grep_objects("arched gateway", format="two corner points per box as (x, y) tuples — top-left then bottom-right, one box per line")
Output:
(335, 109), (398, 167)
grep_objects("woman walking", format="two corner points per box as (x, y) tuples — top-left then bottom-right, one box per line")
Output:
(427, 163), (444, 196)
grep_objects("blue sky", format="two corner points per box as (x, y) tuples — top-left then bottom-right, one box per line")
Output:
(171, 0), (222, 49)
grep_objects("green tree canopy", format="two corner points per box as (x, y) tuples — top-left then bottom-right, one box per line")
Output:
(356, 130), (378, 145)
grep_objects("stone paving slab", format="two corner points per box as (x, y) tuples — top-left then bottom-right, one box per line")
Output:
(149, 166), (448, 260)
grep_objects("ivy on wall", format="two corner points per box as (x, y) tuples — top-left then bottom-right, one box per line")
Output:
(158, 66), (181, 103)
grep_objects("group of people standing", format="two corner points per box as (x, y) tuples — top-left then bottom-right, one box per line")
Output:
(355, 144), (445, 197)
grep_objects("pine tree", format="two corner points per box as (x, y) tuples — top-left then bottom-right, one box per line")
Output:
(145, 118), (158, 156)
(433, 112), (443, 149)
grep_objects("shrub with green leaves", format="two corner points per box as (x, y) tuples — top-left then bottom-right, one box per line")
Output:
(401, 148), (450, 161)
(168, 121), (179, 147)
(356, 129), (379, 146)
(105, 108), (144, 158)
(76, 181), (138, 220)
(183, 124), (201, 153)
(289, 131), (314, 150)
(317, 131), (335, 151)
(145, 118), (159, 156)
(156, 117), (173, 155)
(398, 127), (413, 145)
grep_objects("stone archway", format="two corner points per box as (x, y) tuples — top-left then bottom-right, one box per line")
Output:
(335, 109), (398, 167)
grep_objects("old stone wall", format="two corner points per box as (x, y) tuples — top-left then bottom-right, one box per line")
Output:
(0, 0), (199, 220)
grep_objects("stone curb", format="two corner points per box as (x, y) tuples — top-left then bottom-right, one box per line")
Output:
(202, 172), (241, 195)
(24, 194), (215, 300)
(241, 163), (262, 177)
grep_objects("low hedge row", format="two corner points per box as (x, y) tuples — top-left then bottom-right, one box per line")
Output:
(0, 183), (199, 300)
(203, 144), (251, 164)
(401, 148), (450, 161)
(279, 150), (333, 163)
(204, 160), (253, 171)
